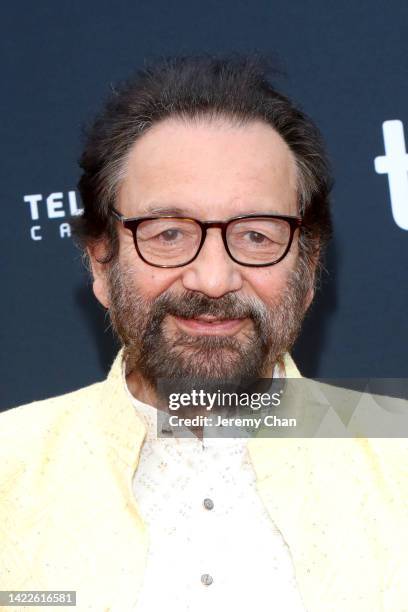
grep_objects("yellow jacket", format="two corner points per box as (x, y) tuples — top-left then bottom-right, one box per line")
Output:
(0, 349), (407, 611)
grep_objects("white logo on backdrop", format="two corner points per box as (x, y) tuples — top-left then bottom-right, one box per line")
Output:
(24, 191), (83, 241)
(374, 119), (408, 230)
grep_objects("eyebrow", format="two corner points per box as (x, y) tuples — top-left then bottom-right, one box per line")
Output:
(140, 203), (287, 217)
(144, 205), (189, 216)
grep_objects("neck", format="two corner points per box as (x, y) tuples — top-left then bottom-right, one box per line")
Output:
(126, 369), (162, 410)
(125, 359), (283, 441)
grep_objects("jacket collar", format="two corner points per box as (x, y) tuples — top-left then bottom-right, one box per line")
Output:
(95, 347), (147, 485)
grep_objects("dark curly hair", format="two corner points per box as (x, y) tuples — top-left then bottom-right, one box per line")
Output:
(72, 52), (333, 289)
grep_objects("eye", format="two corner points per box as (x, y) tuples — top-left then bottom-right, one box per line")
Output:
(158, 228), (182, 242)
(246, 231), (270, 244)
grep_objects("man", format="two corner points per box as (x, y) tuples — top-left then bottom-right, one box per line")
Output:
(0, 54), (407, 611)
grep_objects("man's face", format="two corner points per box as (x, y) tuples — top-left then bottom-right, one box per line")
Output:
(90, 117), (314, 384)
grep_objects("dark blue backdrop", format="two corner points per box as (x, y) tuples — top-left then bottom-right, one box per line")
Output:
(1, 1), (407, 411)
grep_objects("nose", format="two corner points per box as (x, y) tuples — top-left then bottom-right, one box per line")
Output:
(180, 228), (243, 297)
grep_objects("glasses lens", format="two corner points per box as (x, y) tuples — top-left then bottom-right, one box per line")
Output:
(227, 217), (291, 264)
(136, 218), (202, 266)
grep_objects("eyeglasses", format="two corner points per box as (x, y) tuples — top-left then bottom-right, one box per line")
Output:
(111, 207), (302, 268)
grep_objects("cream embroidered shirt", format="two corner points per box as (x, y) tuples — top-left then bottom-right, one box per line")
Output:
(123, 364), (306, 611)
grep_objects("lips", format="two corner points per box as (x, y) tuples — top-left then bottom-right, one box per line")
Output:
(171, 314), (247, 336)
(192, 315), (228, 322)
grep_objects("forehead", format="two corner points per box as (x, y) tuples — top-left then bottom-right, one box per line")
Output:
(118, 117), (299, 218)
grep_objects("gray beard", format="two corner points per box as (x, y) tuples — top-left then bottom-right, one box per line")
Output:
(105, 259), (310, 387)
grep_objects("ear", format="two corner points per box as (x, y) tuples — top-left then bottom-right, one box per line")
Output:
(304, 285), (315, 312)
(303, 245), (320, 312)
(86, 242), (111, 309)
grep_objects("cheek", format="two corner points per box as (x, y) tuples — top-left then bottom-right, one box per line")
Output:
(243, 257), (296, 303)
(251, 238), (301, 302)
(142, 271), (182, 299)
(119, 246), (181, 299)
(245, 271), (287, 303)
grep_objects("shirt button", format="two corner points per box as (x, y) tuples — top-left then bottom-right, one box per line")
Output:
(203, 498), (214, 510)
(201, 573), (213, 586)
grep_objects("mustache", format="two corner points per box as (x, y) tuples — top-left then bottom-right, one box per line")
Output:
(149, 290), (270, 325)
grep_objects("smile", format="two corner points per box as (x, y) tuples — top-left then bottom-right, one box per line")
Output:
(171, 315), (247, 336)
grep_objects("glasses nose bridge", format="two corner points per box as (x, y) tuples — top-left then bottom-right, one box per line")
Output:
(202, 220), (227, 230)
(199, 219), (229, 253)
